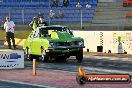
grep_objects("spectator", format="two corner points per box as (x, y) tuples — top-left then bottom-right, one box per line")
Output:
(63, 0), (69, 7)
(59, 0), (63, 6)
(49, 10), (55, 19)
(86, 3), (91, 8)
(76, 2), (82, 8)
(38, 12), (44, 18)
(38, 16), (48, 27)
(29, 16), (39, 30)
(38, 17), (48, 36)
(52, 0), (59, 7)
(4, 16), (16, 49)
(57, 10), (64, 18)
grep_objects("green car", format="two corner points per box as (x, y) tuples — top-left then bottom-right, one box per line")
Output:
(23, 25), (85, 62)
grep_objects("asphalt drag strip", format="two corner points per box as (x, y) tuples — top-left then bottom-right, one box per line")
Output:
(0, 80), (55, 88)
(24, 56), (132, 77)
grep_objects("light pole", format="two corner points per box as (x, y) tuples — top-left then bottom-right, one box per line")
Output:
(22, 9), (25, 24)
(49, 0), (51, 25)
(80, 8), (82, 29)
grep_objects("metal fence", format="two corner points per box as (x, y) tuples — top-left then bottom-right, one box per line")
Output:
(0, 7), (95, 30)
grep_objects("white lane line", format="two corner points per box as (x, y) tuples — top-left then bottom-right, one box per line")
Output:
(0, 79), (55, 88)
(84, 55), (132, 61)
(37, 64), (132, 75)
(84, 66), (132, 75)
(0, 86), (10, 88)
(85, 55), (118, 59)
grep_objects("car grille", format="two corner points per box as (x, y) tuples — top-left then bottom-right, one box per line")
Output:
(57, 42), (78, 46)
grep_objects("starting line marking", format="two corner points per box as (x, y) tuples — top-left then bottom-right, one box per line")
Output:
(0, 79), (55, 88)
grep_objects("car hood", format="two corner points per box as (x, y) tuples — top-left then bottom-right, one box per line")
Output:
(49, 31), (83, 42)
(39, 31), (83, 42)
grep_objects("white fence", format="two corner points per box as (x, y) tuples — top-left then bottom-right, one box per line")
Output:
(73, 31), (132, 54)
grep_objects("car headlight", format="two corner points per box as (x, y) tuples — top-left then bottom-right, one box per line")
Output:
(78, 41), (84, 46)
(49, 42), (54, 47)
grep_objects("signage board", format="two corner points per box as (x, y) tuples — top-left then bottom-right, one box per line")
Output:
(0, 50), (24, 69)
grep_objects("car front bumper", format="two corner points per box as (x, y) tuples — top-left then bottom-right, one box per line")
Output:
(48, 46), (85, 50)
(47, 46), (85, 57)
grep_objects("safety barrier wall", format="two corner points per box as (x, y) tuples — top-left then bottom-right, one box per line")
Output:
(0, 8), (96, 30)
(73, 31), (132, 54)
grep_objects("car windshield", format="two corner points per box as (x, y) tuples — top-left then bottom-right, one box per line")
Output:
(39, 26), (72, 36)
(40, 27), (67, 31)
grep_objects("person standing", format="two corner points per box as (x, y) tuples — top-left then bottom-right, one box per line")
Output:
(29, 16), (39, 30)
(4, 16), (16, 49)
(38, 16), (48, 27)
(38, 17), (49, 36)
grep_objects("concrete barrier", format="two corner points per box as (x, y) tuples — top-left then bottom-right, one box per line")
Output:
(3, 31), (132, 54)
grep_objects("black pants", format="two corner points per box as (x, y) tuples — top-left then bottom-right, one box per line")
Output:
(6, 32), (16, 49)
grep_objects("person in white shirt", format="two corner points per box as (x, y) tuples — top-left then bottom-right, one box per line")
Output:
(4, 16), (16, 49)
(49, 10), (55, 19)
(86, 3), (91, 8)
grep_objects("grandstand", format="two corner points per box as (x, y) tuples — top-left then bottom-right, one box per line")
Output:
(0, 0), (131, 30)
(91, 0), (132, 30)
(0, 0), (97, 27)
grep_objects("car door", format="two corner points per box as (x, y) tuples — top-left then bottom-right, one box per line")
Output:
(27, 32), (34, 53)
(31, 30), (41, 55)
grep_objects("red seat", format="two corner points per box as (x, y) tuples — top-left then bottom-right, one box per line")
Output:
(126, 12), (132, 18)
(128, 1), (132, 5)
(123, 0), (127, 7)
(123, 0), (132, 6)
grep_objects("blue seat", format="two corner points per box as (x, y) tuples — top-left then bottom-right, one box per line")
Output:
(93, 0), (97, 5)
(0, 0), (97, 23)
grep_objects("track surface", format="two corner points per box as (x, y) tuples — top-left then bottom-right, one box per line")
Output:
(25, 55), (132, 75)
(0, 55), (132, 88)
(0, 81), (47, 88)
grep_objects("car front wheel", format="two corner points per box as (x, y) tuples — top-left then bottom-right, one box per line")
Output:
(76, 49), (83, 63)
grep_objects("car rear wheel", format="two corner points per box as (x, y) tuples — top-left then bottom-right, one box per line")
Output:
(26, 47), (33, 61)
(76, 49), (83, 63)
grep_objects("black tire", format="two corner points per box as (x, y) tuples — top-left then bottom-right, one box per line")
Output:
(76, 49), (83, 63)
(79, 76), (87, 84)
(41, 48), (49, 62)
(26, 47), (33, 61)
(76, 74), (87, 85)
